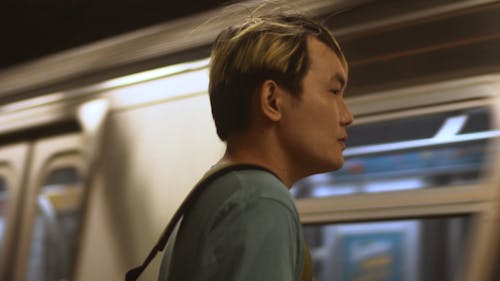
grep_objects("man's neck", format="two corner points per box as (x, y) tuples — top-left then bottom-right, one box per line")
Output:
(220, 132), (300, 188)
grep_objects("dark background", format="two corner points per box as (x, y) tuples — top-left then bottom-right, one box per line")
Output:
(0, 0), (232, 70)
(3, 0), (500, 98)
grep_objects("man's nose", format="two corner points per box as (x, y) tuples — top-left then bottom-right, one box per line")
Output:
(340, 100), (354, 126)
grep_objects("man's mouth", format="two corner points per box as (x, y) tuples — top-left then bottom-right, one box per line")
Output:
(338, 137), (347, 149)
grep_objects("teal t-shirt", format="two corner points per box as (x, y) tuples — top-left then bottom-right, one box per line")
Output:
(158, 168), (305, 281)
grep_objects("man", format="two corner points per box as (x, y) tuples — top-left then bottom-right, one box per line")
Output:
(159, 12), (353, 281)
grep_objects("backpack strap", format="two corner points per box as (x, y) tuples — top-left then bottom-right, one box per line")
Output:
(125, 164), (277, 281)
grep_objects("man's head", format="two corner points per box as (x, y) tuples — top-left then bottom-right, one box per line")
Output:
(209, 13), (347, 141)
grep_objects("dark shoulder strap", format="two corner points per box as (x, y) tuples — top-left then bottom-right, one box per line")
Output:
(125, 164), (277, 281)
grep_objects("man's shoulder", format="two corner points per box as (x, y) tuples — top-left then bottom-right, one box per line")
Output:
(182, 167), (300, 237)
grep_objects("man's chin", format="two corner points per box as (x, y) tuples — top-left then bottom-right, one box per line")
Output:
(329, 162), (344, 172)
(314, 159), (344, 175)
(327, 156), (344, 170)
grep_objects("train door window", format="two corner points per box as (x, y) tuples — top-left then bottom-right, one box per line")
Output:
(0, 177), (7, 254)
(304, 215), (471, 281)
(11, 133), (86, 281)
(292, 107), (498, 199)
(26, 166), (84, 281)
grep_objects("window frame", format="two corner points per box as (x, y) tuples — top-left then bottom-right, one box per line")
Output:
(0, 143), (30, 281)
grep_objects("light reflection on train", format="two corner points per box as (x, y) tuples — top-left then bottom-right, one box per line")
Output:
(0, 64), (499, 281)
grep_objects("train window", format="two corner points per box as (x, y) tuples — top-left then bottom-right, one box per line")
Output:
(0, 177), (7, 255)
(44, 167), (80, 185)
(347, 112), (451, 147)
(292, 107), (497, 198)
(304, 215), (471, 281)
(26, 167), (84, 281)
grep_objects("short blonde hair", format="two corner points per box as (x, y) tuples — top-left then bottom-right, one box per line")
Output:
(209, 13), (347, 141)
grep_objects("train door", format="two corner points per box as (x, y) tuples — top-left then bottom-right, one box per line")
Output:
(9, 133), (88, 281)
(0, 143), (31, 281)
(293, 99), (500, 281)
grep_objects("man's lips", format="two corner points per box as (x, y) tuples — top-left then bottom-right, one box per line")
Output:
(338, 136), (348, 149)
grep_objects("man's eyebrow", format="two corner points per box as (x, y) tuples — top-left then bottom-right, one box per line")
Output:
(331, 73), (347, 89)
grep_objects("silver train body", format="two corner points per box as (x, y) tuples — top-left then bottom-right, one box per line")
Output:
(0, 1), (499, 281)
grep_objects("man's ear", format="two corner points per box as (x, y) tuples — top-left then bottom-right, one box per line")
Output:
(257, 79), (284, 122)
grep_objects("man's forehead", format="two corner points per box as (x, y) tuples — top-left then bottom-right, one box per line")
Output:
(307, 37), (348, 83)
(306, 36), (332, 54)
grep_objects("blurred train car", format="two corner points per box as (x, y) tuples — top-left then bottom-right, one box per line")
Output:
(0, 1), (499, 281)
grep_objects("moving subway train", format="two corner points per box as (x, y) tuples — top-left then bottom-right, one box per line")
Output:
(0, 1), (500, 281)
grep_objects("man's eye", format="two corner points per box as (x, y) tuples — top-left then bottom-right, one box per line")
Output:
(330, 89), (341, 95)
